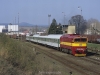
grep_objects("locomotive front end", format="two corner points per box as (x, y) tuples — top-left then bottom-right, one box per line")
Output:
(60, 34), (88, 56)
(72, 37), (88, 56)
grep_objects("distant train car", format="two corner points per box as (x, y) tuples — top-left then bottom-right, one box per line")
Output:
(83, 35), (100, 43)
(26, 34), (88, 56)
(60, 34), (88, 56)
(97, 39), (100, 43)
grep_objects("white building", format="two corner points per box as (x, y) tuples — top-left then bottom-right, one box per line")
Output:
(0, 25), (5, 33)
(8, 25), (18, 32)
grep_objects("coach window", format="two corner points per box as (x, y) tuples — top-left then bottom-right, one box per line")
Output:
(47, 38), (49, 42)
(46, 38), (48, 41)
(46, 38), (47, 41)
(58, 39), (60, 43)
(53, 39), (55, 42)
(49, 38), (50, 42)
(41, 38), (42, 40)
(52, 39), (54, 42)
(44, 38), (45, 41)
(55, 39), (58, 43)
(48, 38), (49, 42)
(38, 38), (39, 40)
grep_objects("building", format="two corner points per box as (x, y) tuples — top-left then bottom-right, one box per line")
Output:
(62, 25), (75, 34)
(0, 25), (5, 33)
(8, 25), (18, 32)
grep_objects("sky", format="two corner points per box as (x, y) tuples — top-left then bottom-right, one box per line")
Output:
(0, 0), (100, 25)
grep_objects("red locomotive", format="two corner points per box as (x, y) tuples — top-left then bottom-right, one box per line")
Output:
(60, 34), (88, 56)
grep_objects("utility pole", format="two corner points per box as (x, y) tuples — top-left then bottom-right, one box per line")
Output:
(14, 17), (16, 32)
(78, 6), (82, 34)
(78, 6), (82, 16)
(18, 13), (19, 40)
(48, 14), (51, 34)
(48, 14), (51, 26)
(15, 17), (16, 25)
(62, 12), (66, 25)
(35, 25), (37, 34)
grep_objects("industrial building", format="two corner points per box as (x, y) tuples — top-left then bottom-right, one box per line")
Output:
(0, 25), (6, 33)
(8, 25), (18, 32)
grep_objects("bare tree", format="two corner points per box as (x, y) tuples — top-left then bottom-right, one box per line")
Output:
(87, 18), (100, 34)
(69, 15), (87, 34)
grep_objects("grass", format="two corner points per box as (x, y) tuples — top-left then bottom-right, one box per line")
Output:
(0, 33), (83, 75)
(0, 33), (36, 75)
(87, 43), (100, 49)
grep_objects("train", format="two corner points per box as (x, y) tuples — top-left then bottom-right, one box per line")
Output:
(26, 34), (88, 56)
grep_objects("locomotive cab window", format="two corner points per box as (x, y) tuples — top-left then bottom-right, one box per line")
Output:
(81, 38), (87, 42)
(74, 38), (87, 42)
(74, 39), (80, 42)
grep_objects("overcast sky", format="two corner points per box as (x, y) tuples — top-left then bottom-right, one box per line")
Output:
(0, 0), (100, 25)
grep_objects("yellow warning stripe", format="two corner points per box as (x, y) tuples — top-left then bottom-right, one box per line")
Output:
(60, 42), (87, 47)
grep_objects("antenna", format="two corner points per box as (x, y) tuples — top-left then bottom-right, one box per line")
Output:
(15, 17), (16, 25)
(18, 13), (19, 26)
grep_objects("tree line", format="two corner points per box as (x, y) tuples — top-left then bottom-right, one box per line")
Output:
(48, 15), (100, 35)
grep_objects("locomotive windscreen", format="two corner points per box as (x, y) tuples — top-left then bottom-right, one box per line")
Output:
(74, 38), (87, 42)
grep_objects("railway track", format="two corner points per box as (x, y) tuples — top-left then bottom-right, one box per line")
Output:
(80, 56), (100, 65)
(25, 41), (100, 75)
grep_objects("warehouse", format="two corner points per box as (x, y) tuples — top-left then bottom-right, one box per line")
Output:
(0, 25), (5, 33)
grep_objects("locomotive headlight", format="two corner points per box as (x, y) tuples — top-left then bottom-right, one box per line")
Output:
(84, 49), (87, 53)
(75, 50), (78, 52)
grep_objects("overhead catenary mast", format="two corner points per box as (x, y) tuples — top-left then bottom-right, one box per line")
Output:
(48, 14), (51, 34)
(18, 13), (19, 39)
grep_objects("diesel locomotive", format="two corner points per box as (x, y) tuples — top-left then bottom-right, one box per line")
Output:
(60, 34), (88, 56)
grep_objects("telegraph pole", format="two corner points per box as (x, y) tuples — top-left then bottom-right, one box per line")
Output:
(18, 13), (19, 40)
(15, 17), (16, 25)
(48, 14), (51, 34)
(48, 14), (51, 26)
(15, 16), (16, 34)
(35, 25), (37, 34)
(78, 6), (82, 16)
(62, 12), (66, 25)
(78, 6), (82, 34)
